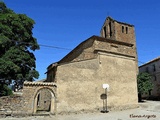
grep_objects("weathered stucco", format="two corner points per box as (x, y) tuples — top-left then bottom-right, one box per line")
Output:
(46, 16), (138, 114)
(55, 53), (138, 113)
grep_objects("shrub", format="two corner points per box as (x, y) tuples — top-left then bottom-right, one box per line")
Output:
(0, 84), (13, 96)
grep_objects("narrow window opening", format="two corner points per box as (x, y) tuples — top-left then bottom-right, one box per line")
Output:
(37, 93), (40, 107)
(153, 64), (156, 72)
(109, 22), (112, 37)
(122, 26), (124, 33)
(126, 27), (128, 34)
(103, 26), (107, 38)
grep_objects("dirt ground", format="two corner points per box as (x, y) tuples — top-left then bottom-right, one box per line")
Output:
(1, 100), (160, 120)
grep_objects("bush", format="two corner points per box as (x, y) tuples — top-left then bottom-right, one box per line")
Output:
(137, 72), (153, 102)
(0, 84), (13, 96)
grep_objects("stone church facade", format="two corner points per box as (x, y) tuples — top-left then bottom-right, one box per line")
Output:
(0, 17), (138, 116)
(46, 17), (138, 113)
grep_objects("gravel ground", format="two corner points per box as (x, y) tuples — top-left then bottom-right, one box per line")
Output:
(1, 100), (160, 120)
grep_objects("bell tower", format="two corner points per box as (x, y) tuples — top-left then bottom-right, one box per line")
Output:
(100, 17), (136, 45)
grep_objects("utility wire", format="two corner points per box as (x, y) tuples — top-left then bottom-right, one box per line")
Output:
(2, 39), (147, 64)
(5, 39), (72, 50)
(39, 44), (72, 50)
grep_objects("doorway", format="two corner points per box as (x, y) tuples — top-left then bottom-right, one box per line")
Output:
(34, 88), (56, 114)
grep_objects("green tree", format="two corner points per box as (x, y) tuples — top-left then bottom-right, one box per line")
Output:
(0, 84), (13, 96)
(0, 2), (39, 86)
(137, 72), (153, 102)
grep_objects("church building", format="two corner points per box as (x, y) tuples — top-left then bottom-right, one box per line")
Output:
(46, 16), (138, 113)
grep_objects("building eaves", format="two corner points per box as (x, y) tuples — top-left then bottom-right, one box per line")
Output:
(45, 36), (95, 73)
(139, 57), (160, 68)
(58, 36), (95, 63)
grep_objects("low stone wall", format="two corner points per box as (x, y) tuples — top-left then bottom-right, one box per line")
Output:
(0, 82), (57, 117)
(0, 95), (28, 117)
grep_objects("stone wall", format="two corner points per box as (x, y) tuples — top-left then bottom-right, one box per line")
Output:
(0, 91), (36, 116)
(98, 53), (138, 107)
(59, 37), (95, 63)
(56, 58), (100, 113)
(0, 95), (25, 117)
(94, 38), (136, 58)
(0, 82), (57, 117)
(47, 35), (137, 83)
(114, 21), (135, 44)
(55, 53), (138, 114)
(22, 82), (57, 114)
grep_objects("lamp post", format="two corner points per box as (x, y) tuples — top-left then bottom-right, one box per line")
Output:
(102, 84), (109, 113)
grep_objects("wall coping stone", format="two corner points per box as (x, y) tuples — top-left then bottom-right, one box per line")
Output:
(24, 82), (57, 87)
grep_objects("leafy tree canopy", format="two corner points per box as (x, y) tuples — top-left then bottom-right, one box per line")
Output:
(137, 72), (153, 94)
(0, 84), (13, 96)
(0, 2), (39, 84)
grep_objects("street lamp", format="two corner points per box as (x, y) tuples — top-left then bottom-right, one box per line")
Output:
(101, 84), (109, 113)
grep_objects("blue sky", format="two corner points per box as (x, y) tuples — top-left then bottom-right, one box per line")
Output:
(4, 0), (160, 80)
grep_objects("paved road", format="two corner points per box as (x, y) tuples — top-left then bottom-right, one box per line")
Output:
(1, 100), (160, 120)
